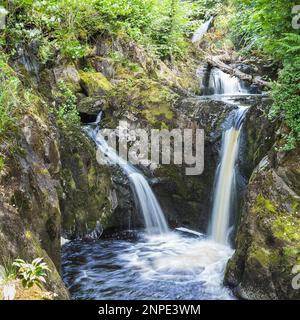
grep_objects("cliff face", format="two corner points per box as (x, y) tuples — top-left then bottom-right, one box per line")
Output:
(225, 106), (300, 299)
(0, 31), (204, 298)
(0, 100), (69, 299)
(0, 75), (119, 298)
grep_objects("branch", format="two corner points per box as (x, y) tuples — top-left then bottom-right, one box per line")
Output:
(206, 55), (272, 89)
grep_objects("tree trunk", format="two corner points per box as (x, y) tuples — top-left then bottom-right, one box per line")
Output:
(206, 55), (272, 89)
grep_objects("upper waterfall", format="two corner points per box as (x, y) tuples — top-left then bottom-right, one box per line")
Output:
(208, 68), (248, 95)
(192, 17), (214, 43)
(206, 67), (250, 244)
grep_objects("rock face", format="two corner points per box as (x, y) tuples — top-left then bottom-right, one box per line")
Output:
(152, 98), (235, 231)
(58, 123), (113, 239)
(0, 105), (69, 299)
(225, 104), (300, 299)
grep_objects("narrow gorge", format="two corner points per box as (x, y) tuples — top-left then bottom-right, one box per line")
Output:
(0, 0), (299, 301)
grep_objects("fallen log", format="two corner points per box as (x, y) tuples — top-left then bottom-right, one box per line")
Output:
(206, 55), (272, 89)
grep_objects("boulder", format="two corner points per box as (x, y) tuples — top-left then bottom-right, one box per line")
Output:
(79, 71), (112, 97)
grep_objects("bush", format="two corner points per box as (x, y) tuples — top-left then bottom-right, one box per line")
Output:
(230, 0), (300, 149)
(52, 81), (80, 125)
(270, 62), (300, 151)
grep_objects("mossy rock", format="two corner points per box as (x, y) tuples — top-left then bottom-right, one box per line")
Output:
(58, 121), (113, 238)
(77, 96), (107, 115)
(109, 78), (177, 129)
(53, 64), (81, 92)
(225, 147), (300, 299)
(79, 71), (112, 97)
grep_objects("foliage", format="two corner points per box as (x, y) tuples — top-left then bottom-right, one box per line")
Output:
(2, 0), (223, 60)
(230, 0), (299, 58)
(191, 0), (224, 20)
(13, 258), (50, 289)
(52, 81), (80, 125)
(0, 54), (19, 140)
(270, 62), (300, 151)
(0, 258), (18, 284)
(230, 0), (300, 149)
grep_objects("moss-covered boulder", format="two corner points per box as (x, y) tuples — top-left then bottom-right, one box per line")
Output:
(106, 78), (177, 129)
(79, 71), (112, 97)
(53, 64), (81, 92)
(225, 146), (300, 299)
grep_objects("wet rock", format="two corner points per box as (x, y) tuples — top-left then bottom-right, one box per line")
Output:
(58, 122), (113, 239)
(196, 63), (211, 94)
(233, 63), (257, 75)
(225, 148), (300, 299)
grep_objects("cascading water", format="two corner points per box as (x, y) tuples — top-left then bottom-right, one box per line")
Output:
(192, 17), (214, 43)
(208, 68), (248, 95)
(210, 106), (248, 244)
(62, 67), (254, 300)
(84, 117), (168, 235)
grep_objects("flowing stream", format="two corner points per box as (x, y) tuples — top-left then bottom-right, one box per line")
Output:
(62, 68), (254, 300)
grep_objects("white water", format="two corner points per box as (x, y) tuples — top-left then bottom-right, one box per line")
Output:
(192, 17), (214, 43)
(209, 68), (248, 95)
(210, 106), (248, 244)
(63, 230), (234, 300)
(119, 232), (234, 299)
(85, 119), (168, 235)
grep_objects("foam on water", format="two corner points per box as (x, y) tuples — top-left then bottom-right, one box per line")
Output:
(63, 231), (234, 300)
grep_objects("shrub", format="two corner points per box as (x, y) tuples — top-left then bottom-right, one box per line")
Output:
(52, 81), (80, 125)
(269, 62), (300, 151)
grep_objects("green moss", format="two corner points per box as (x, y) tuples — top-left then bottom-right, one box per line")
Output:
(110, 77), (177, 128)
(272, 215), (300, 242)
(283, 246), (300, 263)
(255, 194), (278, 215)
(73, 153), (84, 170)
(63, 169), (76, 191)
(249, 247), (271, 268)
(87, 166), (97, 188)
(79, 71), (112, 96)
(0, 155), (4, 172)
(292, 199), (300, 214)
(25, 230), (33, 240)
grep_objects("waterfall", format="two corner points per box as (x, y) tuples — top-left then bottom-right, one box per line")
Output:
(192, 17), (214, 43)
(84, 115), (169, 235)
(206, 67), (250, 244)
(210, 107), (248, 244)
(208, 68), (248, 95)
